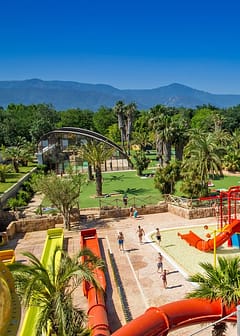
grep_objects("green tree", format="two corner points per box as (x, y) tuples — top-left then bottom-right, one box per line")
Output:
(93, 106), (117, 136)
(114, 100), (126, 149)
(132, 150), (150, 176)
(0, 163), (12, 182)
(57, 108), (94, 130)
(33, 169), (84, 230)
(78, 140), (114, 196)
(9, 247), (105, 336)
(149, 105), (175, 166)
(132, 111), (152, 151)
(106, 123), (121, 143)
(154, 161), (181, 194)
(2, 146), (22, 172)
(182, 131), (223, 196)
(187, 256), (240, 335)
(114, 101), (137, 154)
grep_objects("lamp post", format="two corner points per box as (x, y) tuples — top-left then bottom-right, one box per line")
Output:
(213, 229), (217, 268)
(204, 226), (220, 268)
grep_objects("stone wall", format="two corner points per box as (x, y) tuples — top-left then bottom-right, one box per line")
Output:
(168, 204), (215, 219)
(6, 215), (63, 239)
(100, 202), (168, 218)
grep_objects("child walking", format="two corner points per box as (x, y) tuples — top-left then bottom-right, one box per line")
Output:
(161, 269), (167, 289)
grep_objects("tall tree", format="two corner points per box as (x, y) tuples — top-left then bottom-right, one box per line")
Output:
(9, 247), (105, 336)
(78, 140), (114, 196)
(149, 106), (175, 166)
(114, 101), (137, 153)
(187, 256), (240, 335)
(182, 131), (223, 196)
(114, 101), (126, 149)
(125, 102), (137, 154)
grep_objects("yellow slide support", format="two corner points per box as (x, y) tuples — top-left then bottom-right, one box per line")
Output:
(0, 261), (21, 336)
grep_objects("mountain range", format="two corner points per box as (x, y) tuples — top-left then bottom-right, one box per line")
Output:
(0, 78), (240, 111)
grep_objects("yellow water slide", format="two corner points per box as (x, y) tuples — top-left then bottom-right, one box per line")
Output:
(0, 261), (21, 336)
(19, 228), (64, 336)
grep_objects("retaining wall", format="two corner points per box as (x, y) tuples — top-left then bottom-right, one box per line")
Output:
(6, 215), (62, 239)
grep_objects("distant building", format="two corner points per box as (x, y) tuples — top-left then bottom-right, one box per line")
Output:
(37, 127), (133, 174)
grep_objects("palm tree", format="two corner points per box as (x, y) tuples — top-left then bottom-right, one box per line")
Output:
(114, 101), (126, 149)
(125, 102), (137, 154)
(154, 161), (181, 194)
(78, 140), (114, 196)
(187, 256), (240, 335)
(0, 163), (12, 182)
(1, 145), (22, 172)
(149, 106), (174, 166)
(132, 150), (150, 176)
(182, 131), (223, 195)
(9, 247), (105, 336)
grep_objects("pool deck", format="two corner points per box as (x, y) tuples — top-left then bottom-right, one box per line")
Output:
(5, 211), (237, 336)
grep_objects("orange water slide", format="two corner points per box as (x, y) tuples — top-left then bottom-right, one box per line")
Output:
(178, 219), (240, 251)
(80, 228), (110, 336)
(111, 298), (237, 336)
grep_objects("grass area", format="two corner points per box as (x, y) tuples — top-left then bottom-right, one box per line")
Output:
(175, 174), (240, 197)
(41, 169), (240, 209)
(0, 164), (36, 194)
(156, 225), (240, 276)
(79, 169), (161, 208)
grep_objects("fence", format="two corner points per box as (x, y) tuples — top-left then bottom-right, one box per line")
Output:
(99, 195), (161, 210)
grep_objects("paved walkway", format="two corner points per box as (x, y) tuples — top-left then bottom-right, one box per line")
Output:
(6, 194), (237, 335)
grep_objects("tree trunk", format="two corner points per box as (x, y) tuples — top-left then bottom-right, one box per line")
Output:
(163, 141), (171, 165)
(175, 142), (184, 161)
(63, 210), (71, 230)
(156, 137), (164, 166)
(95, 167), (102, 196)
(88, 164), (94, 180)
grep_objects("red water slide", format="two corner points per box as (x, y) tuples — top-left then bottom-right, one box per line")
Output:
(80, 228), (110, 336)
(111, 298), (237, 336)
(178, 219), (240, 251)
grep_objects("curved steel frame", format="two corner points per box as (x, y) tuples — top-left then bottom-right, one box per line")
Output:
(37, 127), (133, 170)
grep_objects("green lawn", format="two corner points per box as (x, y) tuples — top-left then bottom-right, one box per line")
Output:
(79, 169), (161, 208)
(2, 164), (240, 210)
(0, 164), (36, 194)
(78, 171), (240, 209)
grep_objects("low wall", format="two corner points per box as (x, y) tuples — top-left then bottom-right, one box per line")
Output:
(3, 203), (217, 241)
(6, 215), (63, 239)
(168, 204), (215, 219)
(100, 202), (168, 218)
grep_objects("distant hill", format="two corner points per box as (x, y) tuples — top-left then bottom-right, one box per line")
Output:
(0, 79), (240, 111)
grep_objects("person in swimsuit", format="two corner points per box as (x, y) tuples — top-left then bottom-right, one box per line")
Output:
(157, 252), (163, 273)
(156, 228), (161, 244)
(117, 232), (124, 251)
(136, 225), (145, 243)
(161, 269), (167, 288)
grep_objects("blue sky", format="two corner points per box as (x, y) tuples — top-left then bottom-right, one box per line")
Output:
(1, 0), (240, 93)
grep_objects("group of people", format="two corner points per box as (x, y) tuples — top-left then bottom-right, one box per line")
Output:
(117, 226), (168, 288)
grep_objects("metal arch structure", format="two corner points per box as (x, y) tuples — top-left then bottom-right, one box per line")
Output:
(37, 127), (133, 172)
